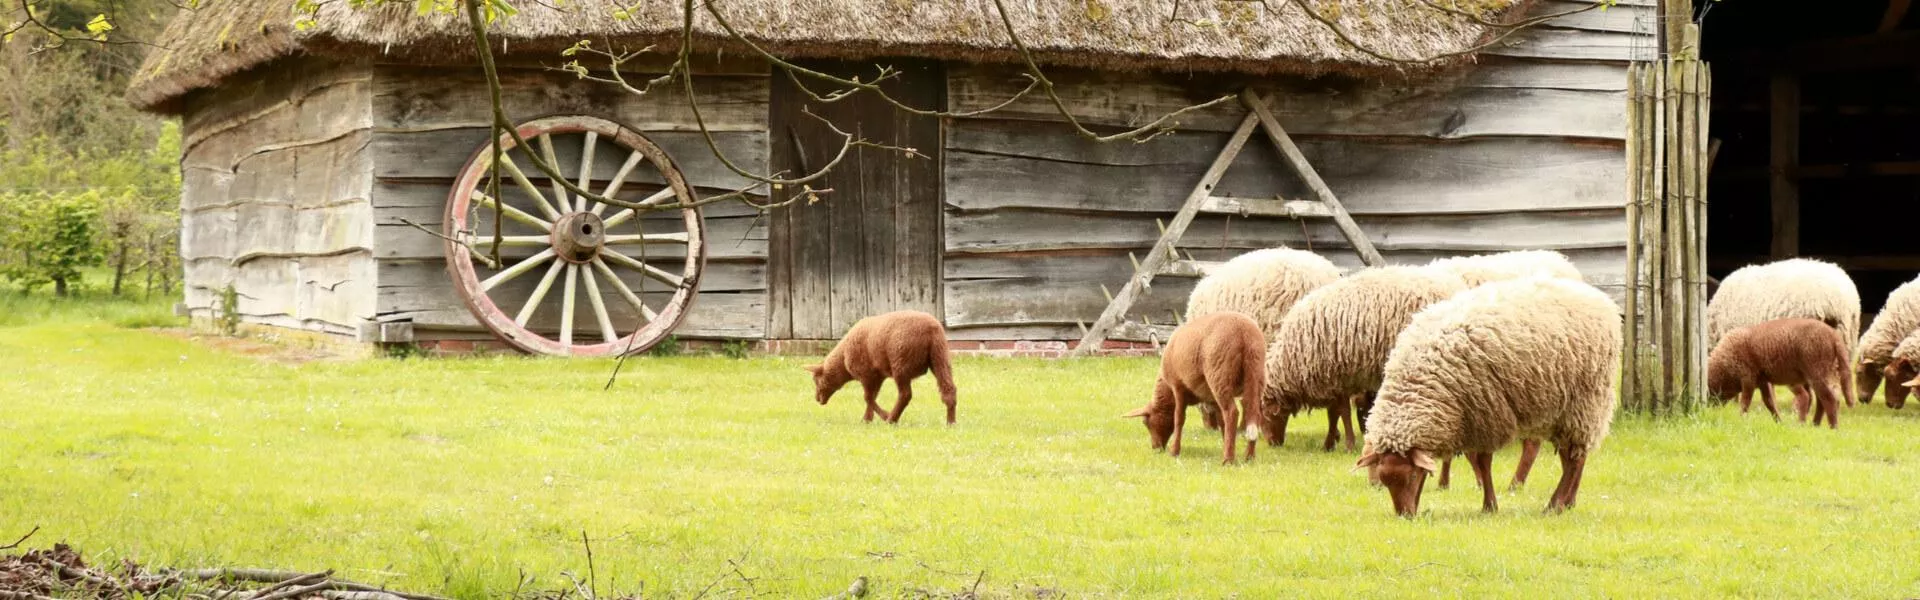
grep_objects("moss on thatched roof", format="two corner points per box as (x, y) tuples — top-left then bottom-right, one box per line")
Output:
(129, 0), (1530, 113)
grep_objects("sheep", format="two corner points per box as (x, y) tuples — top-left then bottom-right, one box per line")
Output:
(1856, 276), (1920, 405)
(1122, 311), (1267, 464)
(1706, 259), (1861, 406)
(804, 310), (957, 424)
(1706, 318), (1853, 428)
(1355, 277), (1621, 517)
(1425, 249), (1583, 288)
(1184, 247), (1342, 341)
(1878, 330), (1920, 409)
(1261, 266), (1467, 452)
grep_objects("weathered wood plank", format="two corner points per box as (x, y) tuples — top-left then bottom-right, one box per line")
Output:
(943, 121), (1627, 215)
(180, 253), (375, 331)
(372, 128), (767, 192)
(1244, 90), (1383, 266)
(1484, 28), (1649, 62)
(369, 180), (771, 260)
(1537, 0), (1652, 35)
(1197, 196), (1329, 218)
(947, 209), (1629, 254)
(181, 58), (371, 151)
(373, 66), (767, 133)
(185, 88), (374, 174)
(947, 64), (1627, 139)
(1461, 59), (1628, 92)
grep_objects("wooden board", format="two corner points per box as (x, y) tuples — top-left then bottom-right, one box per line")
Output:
(945, 209), (1628, 254)
(944, 121), (1626, 215)
(372, 128), (768, 192)
(1536, 0), (1653, 35)
(369, 180), (771, 261)
(381, 283), (769, 339)
(372, 66), (768, 133)
(1483, 28), (1649, 62)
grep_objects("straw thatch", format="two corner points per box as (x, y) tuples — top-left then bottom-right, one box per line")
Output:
(130, 0), (1531, 112)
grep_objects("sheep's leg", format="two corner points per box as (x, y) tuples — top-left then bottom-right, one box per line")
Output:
(885, 376), (916, 425)
(1321, 407), (1341, 452)
(1546, 449), (1588, 514)
(1737, 388), (1752, 414)
(1355, 392), (1375, 434)
(1756, 385), (1783, 423)
(1818, 382), (1840, 430)
(1437, 458), (1452, 490)
(1217, 399), (1241, 465)
(860, 379), (889, 423)
(1468, 452), (1497, 514)
(1791, 386), (1813, 423)
(1340, 394), (1362, 452)
(1510, 438), (1542, 490)
(1266, 411), (1289, 447)
(1168, 385), (1191, 458)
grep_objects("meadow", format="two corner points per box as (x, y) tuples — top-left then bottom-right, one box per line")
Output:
(2, 295), (1919, 598)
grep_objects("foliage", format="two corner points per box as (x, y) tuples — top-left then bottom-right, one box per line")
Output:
(0, 275), (179, 327)
(214, 283), (240, 336)
(720, 339), (751, 359)
(0, 190), (107, 295)
(645, 334), (682, 357)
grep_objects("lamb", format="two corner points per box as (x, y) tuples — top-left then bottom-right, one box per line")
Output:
(1705, 318), (1853, 428)
(1122, 311), (1267, 464)
(1261, 266), (1467, 452)
(1355, 277), (1622, 517)
(1706, 259), (1860, 405)
(1184, 247), (1342, 341)
(1856, 275), (1920, 405)
(1877, 330), (1920, 409)
(1425, 249), (1583, 288)
(803, 310), (958, 424)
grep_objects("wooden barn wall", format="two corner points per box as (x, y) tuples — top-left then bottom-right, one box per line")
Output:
(177, 57), (376, 336)
(367, 59), (771, 340)
(939, 0), (1654, 340)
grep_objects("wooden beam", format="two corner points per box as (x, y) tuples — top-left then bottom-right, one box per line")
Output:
(1770, 73), (1800, 259)
(1716, 160), (1920, 180)
(1731, 30), (1920, 74)
(1195, 196), (1332, 218)
(1881, 0), (1912, 34)
(1242, 90), (1385, 267)
(1156, 260), (1219, 278)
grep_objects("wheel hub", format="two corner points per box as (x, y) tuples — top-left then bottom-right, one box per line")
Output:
(552, 211), (606, 264)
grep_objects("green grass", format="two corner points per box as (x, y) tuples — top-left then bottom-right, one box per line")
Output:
(3, 304), (1920, 598)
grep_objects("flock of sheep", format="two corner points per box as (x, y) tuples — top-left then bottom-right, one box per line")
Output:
(802, 248), (1917, 518)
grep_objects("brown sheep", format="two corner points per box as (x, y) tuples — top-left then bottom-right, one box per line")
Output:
(1706, 318), (1853, 428)
(1879, 331), (1920, 409)
(1123, 312), (1267, 465)
(804, 310), (958, 424)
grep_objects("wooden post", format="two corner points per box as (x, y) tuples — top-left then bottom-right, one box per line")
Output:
(1624, 63), (1646, 414)
(1243, 90), (1385, 267)
(1770, 73), (1800, 259)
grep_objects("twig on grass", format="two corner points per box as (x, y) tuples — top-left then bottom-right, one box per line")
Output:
(0, 527), (39, 550)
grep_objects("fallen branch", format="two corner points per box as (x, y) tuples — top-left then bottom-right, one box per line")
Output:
(183, 569), (454, 600)
(0, 528), (38, 551)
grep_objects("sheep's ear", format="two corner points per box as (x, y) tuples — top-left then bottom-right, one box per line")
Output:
(1121, 405), (1151, 419)
(1410, 449), (1439, 474)
(1353, 447), (1381, 470)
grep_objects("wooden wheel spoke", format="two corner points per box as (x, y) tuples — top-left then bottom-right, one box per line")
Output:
(601, 188), (677, 228)
(591, 151), (648, 217)
(602, 249), (686, 288)
(496, 154), (564, 221)
(536, 134), (571, 214)
(472, 192), (553, 232)
(576, 132), (598, 213)
(580, 264), (619, 342)
(481, 248), (557, 292)
(560, 264), (580, 347)
(514, 258), (568, 326)
(471, 234), (551, 247)
(592, 258), (658, 322)
(603, 232), (690, 245)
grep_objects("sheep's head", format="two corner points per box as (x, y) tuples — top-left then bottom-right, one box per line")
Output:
(1882, 359), (1916, 409)
(801, 364), (847, 405)
(1356, 444), (1436, 518)
(1856, 360), (1885, 405)
(1705, 362), (1743, 403)
(1122, 404), (1173, 450)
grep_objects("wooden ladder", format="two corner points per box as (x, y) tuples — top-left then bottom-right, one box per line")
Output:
(1070, 90), (1386, 356)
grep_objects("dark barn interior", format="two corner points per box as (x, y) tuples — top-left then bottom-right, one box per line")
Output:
(1699, 0), (1920, 319)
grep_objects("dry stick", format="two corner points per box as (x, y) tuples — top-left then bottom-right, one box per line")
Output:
(238, 570), (330, 600)
(184, 570), (453, 600)
(0, 526), (38, 550)
(393, 217), (503, 269)
(254, 580), (340, 600)
(580, 531), (598, 600)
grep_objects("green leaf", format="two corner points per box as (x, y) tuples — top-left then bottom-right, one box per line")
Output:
(86, 14), (114, 40)
(414, 0), (434, 15)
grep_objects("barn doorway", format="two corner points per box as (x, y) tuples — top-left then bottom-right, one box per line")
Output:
(1700, 0), (1920, 320)
(767, 58), (946, 339)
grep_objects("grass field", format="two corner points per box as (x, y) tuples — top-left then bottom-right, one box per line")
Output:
(3, 297), (1920, 598)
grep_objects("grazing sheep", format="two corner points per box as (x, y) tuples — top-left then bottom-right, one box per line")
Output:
(1706, 318), (1853, 428)
(1879, 330), (1920, 409)
(1355, 277), (1621, 517)
(1184, 247), (1342, 340)
(1857, 276), (1920, 405)
(1425, 250), (1583, 288)
(804, 310), (958, 424)
(1262, 266), (1467, 452)
(1706, 259), (1861, 407)
(1123, 312), (1267, 464)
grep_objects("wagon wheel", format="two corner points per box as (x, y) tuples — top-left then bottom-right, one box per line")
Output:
(444, 115), (705, 357)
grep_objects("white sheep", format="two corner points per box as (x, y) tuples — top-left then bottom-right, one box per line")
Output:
(1262, 266), (1467, 452)
(1425, 250), (1584, 288)
(1184, 247), (1342, 341)
(1858, 275), (1920, 404)
(1356, 277), (1621, 517)
(1707, 258), (1861, 358)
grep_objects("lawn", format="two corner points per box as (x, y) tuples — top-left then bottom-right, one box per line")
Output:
(3, 299), (1919, 598)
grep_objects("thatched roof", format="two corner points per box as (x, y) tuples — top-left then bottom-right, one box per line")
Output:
(129, 0), (1532, 112)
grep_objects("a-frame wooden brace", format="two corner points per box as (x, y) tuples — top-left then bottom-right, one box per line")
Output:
(1070, 90), (1385, 356)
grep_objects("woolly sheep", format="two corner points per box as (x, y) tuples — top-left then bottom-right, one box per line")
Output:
(1261, 266), (1467, 452)
(1857, 275), (1920, 405)
(1879, 330), (1920, 409)
(1706, 318), (1852, 428)
(804, 310), (958, 424)
(1123, 312), (1267, 464)
(1425, 250), (1584, 288)
(1184, 247), (1342, 340)
(1355, 277), (1622, 517)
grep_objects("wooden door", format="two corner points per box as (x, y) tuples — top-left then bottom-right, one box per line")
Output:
(768, 58), (945, 339)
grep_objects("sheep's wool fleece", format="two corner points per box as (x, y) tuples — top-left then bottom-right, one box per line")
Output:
(1266, 266), (1468, 410)
(1425, 250), (1583, 288)
(1364, 277), (1622, 458)
(1185, 247), (1341, 337)
(1706, 258), (1861, 356)
(1894, 330), (1920, 365)
(1860, 276), (1920, 364)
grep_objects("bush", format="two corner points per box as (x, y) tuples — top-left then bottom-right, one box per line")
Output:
(0, 190), (107, 296)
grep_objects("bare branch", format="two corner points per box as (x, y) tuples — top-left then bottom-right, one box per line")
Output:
(0, 526), (38, 550)
(391, 217), (503, 269)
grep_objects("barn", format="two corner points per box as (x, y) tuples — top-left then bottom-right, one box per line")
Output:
(128, 0), (1659, 357)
